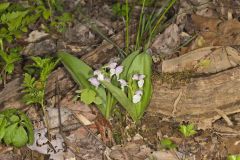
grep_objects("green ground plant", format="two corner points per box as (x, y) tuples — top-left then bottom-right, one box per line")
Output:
(59, 0), (176, 122)
(227, 155), (240, 160)
(0, 47), (21, 85)
(0, 108), (34, 147)
(22, 57), (58, 133)
(160, 138), (176, 150)
(179, 124), (197, 138)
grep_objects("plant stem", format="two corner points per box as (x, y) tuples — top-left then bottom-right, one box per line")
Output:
(47, 0), (53, 22)
(151, 0), (176, 35)
(125, 0), (129, 53)
(41, 85), (51, 139)
(135, 0), (146, 50)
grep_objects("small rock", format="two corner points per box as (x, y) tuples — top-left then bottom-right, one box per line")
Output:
(151, 24), (180, 56)
(26, 30), (49, 43)
(22, 39), (56, 56)
(64, 23), (97, 45)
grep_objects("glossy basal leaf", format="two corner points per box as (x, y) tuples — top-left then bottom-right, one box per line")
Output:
(101, 81), (138, 121)
(126, 52), (152, 119)
(0, 2), (10, 12)
(9, 114), (19, 122)
(58, 52), (107, 114)
(20, 113), (34, 144)
(12, 126), (28, 147)
(3, 122), (18, 145)
(120, 50), (139, 79)
(0, 118), (7, 140)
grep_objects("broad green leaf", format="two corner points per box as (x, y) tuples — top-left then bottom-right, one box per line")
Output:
(81, 89), (96, 105)
(3, 122), (18, 145)
(20, 121), (34, 144)
(126, 52), (152, 119)
(101, 81), (137, 121)
(12, 126), (28, 147)
(94, 97), (102, 105)
(9, 115), (19, 122)
(0, 118), (7, 140)
(120, 50), (139, 79)
(58, 52), (107, 114)
(0, 3), (10, 12)
(58, 52), (92, 88)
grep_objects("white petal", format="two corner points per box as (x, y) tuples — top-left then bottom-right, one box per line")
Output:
(132, 74), (139, 80)
(93, 70), (101, 76)
(108, 62), (117, 69)
(133, 94), (141, 103)
(139, 74), (145, 80)
(118, 79), (127, 88)
(97, 73), (104, 81)
(88, 77), (100, 88)
(115, 66), (123, 75)
(138, 79), (144, 88)
(135, 90), (143, 95)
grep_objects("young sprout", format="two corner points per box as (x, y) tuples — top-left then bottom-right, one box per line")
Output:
(133, 90), (143, 103)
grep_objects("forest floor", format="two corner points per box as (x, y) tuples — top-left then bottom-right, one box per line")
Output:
(0, 0), (240, 160)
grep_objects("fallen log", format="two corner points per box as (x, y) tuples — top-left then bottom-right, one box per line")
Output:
(148, 67), (240, 129)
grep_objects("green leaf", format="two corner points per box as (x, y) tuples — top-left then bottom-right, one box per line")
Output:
(101, 81), (138, 121)
(80, 89), (96, 105)
(43, 9), (51, 20)
(0, 118), (7, 140)
(112, 3), (131, 17)
(126, 52), (153, 119)
(227, 155), (240, 160)
(179, 124), (197, 138)
(5, 63), (14, 74)
(3, 122), (18, 145)
(9, 115), (20, 122)
(160, 138), (176, 150)
(12, 126), (28, 147)
(120, 50), (139, 79)
(94, 96), (102, 105)
(0, 2), (10, 12)
(58, 52), (108, 115)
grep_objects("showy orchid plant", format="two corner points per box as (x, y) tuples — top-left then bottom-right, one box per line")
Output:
(59, 50), (152, 122)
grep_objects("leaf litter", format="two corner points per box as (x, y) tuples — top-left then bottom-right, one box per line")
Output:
(1, 0), (240, 159)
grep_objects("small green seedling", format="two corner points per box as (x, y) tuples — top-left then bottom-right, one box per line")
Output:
(22, 56), (58, 133)
(160, 138), (176, 150)
(0, 108), (34, 147)
(227, 155), (240, 160)
(179, 124), (197, 138)
(75, 88), (102, 105)
(50, 12), (72, 33)
(0, 47), (21, 85)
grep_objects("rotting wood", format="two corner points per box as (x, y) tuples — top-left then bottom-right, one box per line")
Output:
(148, 66), (240, 129)
(162, 46), (240, 74)
(0, 68), (75, 109)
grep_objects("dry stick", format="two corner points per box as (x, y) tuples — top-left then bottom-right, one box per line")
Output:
(214, 108), (234, 126)
(55, 77), (83, 159)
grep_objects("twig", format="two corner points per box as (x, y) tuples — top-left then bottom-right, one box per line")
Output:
(172, 89), (183, 117)
(214, 108), (233, 126)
